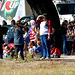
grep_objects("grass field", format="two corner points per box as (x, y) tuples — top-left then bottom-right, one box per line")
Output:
(0, 59), (75, 75)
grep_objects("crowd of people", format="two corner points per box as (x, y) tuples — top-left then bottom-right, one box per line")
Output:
(1, 14), (75, 60)
(62, 20), (75, 55)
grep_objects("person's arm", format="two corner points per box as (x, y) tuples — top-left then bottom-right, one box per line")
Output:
(47, 20), (52, 40)
(51, 51), (56, 57)
(36, 15), (44, 24)
(17, 27), (24, 34)
(52, 27), (55, 35)
(66, 32), (74, 37)
(36, 15), (45, 20)
(32, 51), (34, 56)
(35, 46), (39, 51)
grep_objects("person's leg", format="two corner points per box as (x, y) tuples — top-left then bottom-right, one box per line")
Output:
(0, 45), (3, 59)
(69, 41), (72, 54)
(54, 54), (59, 58)
(62, 35), (66, 55)
(40, 35), (46, 58)
(43, 35), (50, 58)
(66, 41), (72, 55)
(19, 45), (24, 60)
(15, 45), (19, 60)
(0, 51), (3, 59)
(24, 44), (27, 57)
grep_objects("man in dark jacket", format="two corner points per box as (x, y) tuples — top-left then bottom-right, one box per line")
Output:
(14, 21), (24, 60)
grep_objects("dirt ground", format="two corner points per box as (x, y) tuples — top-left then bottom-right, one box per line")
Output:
(0, 60), (75, 75)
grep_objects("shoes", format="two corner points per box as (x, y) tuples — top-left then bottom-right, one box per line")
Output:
(45, 57), (49, 60)
(40, 57), (45, 60)
(14, 59), (17, 61)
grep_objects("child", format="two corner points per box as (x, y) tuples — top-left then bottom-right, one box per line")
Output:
(50, 45), (61, 58)
(34, 41), (43, 57)
(23, 27), (30, 57)
(28, 41), (36, 58)
(10, 47), (15, 59)
(30, 26), (36, 42)
(35, 27), (40, 43)
(66, 25), (74, 55)
(3, 46), (10, 58)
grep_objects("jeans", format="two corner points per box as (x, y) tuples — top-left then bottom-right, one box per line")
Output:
(40, 35), (50, 58)
(15, 45), (24, 60)
(51, 54), (60, 58)
(62, 35), (66, 54)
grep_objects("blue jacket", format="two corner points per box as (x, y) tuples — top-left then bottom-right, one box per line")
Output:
(7, 25), (15, 39)
(14, 27), (24, 45)
(34, 46), (43, 55)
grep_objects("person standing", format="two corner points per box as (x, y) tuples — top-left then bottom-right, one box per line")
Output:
(62, 20), (68, 55)
(0, 26), (4, 59)
(14, 21), (24, 60)
(28, 20), (37, 34)
(7, 20), (15, 44)
(66, 25), (74, 55)
(36, 15), (52, 60)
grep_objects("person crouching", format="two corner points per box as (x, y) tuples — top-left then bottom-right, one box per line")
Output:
(50, 45), (61, 58)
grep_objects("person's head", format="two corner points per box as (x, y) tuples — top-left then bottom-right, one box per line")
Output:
(2, 20), (7, 25)
(10, 47), (15, 52)
(67, 25), (72, 31)
(30, 20), (35, 26)
(3, 43), (8, 47)
(64, 20), (68, 25)
(37, 41), (41, 46)
(5, 46), (10, 51)
(28, 41), (34, 48)
(16, 20), (21, 27)
(24, 27), (29, 33)
(51, 45), (55, 51)
(11, 20), (15, 26)
(31, 26), (36, 32)
(69, 21), (74, 26)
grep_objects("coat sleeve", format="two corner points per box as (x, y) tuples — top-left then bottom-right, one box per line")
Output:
(48, 20), (52, 33)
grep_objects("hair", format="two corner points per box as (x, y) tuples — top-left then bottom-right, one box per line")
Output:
(30, 20), (35, 25)
(10, 47), (15, 52)
(62, 20), (68, 26)
(3, 20), (7, 25)
(67, 24), (72, 29)
(11, 20), (15, 25)
(5, 46), (10, 50)
(28, 41), (36, 46)
(64, 20), (68, 23)
(28, 41), (34, 46)
(37, 41), (41, 46)
(50, 45), (55, 49)
(31, 26), (36, 31)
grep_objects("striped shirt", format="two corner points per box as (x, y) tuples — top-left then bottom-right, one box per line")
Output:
(30, 31), (36, 42)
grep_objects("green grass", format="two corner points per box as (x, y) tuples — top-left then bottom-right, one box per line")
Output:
(0, 60), (75, 75)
